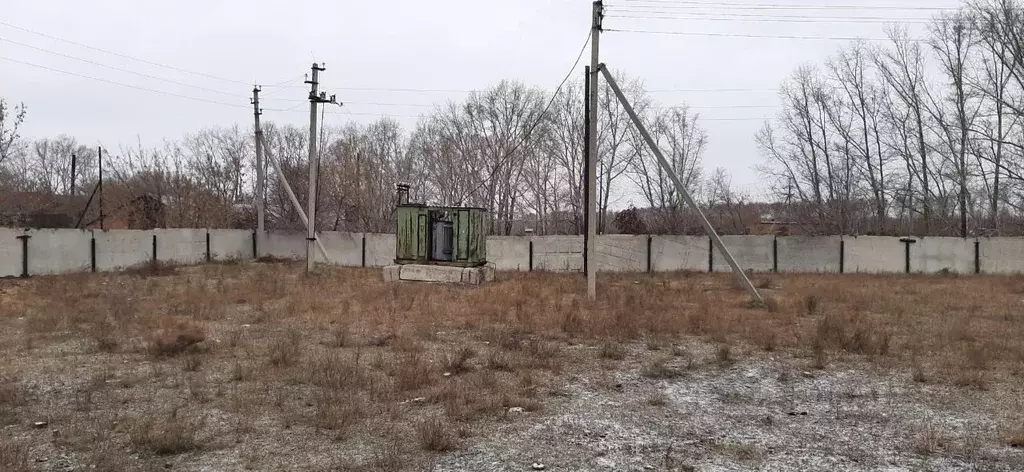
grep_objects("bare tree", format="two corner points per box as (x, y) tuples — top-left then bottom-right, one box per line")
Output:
(928, 12), (982, 237)
(629, 106), (706, 233)
(546, 80), (586, 233)
(874, 27), (935, 232)
(29, 136), (96, 195)
(0, 98), (26, 166)
(597, 70), (647, 233)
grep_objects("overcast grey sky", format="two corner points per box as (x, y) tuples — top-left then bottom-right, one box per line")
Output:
(1, 0), (961, 202)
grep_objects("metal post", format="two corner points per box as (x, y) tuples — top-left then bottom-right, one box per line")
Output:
(252, 86), (266, 234)
(90, 236), (97, 273)
(583, 65), (591, 276)
(839, 239), (845, 274)
(599, 66), (764, 304)
(586, 1), (602, 299)
(17, 235), (30, 278)
(974, 240), (981, 274)
(306, 63), (324, 273)
(70, 153), (77, 196)
(98, 146), (104, 230)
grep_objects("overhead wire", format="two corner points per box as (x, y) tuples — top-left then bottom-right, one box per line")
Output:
(605, 12), (932, 24)
(458, 28), (593, 204)
(0, 19), (251, 85)
(0, 54), (251, 108)
(610, 0), (959, 12)
(604, 28), (923, 42)
(0, 36), (247, 98)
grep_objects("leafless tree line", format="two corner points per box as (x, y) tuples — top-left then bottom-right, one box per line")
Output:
(760, 0), (1024, 236)
(2, 72), (730, 234)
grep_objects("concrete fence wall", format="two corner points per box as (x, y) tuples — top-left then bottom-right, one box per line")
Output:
(3, 227), (1024, 277)
(208, 230), (254, 262)
(650, 236), (708, 272)
(713, 235), (774, 273)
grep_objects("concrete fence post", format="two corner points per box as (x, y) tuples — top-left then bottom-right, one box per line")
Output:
(16, 234), (30, 278)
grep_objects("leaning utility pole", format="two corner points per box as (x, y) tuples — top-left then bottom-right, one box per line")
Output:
(599, 65), (764, 303)
(586, 0), (603, 299)
(251, 86), (266, 234)
(305, 63), (337, 273)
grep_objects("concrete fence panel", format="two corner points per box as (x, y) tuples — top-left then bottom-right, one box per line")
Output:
(209, 229), (254, 261)
(596, 235), (648, 272)
(364, 233), (396, 267)
(713, 235), (774, 273)
(93, 229), (153, 272)
(0, 228), (25, 277)
(155, 229), (207, 265)
(844, 236), (904, 273)
(487, 236), (530, 271)
(912, 237), (975, 274)
(533, 235), (583, 272)
(777, 236), (841, 273)
(317, 232), (364, 266)
(257, 231), (306, 260)
(26, 228), (91, 275)
(650, 235), (708, 272)
(979, 238), (1024, 274)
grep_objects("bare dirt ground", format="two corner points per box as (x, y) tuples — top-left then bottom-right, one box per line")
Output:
(1, 263), (1023, 471)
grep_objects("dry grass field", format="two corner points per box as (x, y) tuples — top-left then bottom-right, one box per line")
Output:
(1, 262), (1023, 471)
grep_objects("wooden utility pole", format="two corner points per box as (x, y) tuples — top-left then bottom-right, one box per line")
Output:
(586, 0), (603, 299)
(251, 86), (266, 234)
(305, 63), (337, 273)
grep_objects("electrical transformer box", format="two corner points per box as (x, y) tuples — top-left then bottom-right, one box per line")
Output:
(393, 185), (487, 268)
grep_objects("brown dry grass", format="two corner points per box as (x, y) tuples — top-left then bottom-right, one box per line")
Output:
(1, 264), (1023, 469)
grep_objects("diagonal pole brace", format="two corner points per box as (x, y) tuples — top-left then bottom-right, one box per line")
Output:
(599, 64), (764, 304)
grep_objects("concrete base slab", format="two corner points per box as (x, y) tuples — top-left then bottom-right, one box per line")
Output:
(383, 265), (401, 283)
(384, 264), (493, 285)
(462, 265), (495, 285)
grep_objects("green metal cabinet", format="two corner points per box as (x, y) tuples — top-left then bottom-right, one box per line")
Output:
(395, 204), (487, 267)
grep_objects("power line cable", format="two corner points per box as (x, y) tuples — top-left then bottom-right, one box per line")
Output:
(262, 84), (481, 93)
(648, 87), (776, 92)
(612, 0), (958, 12)
(0, 54), (250, 108)
(0, 19), (251, 85)
(458, 29), (593, 204)
(605, 28), (922, 42)
(605, 12), (932, 23)
(260, 74), (307, 97)
(0, 36), (247, 98)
